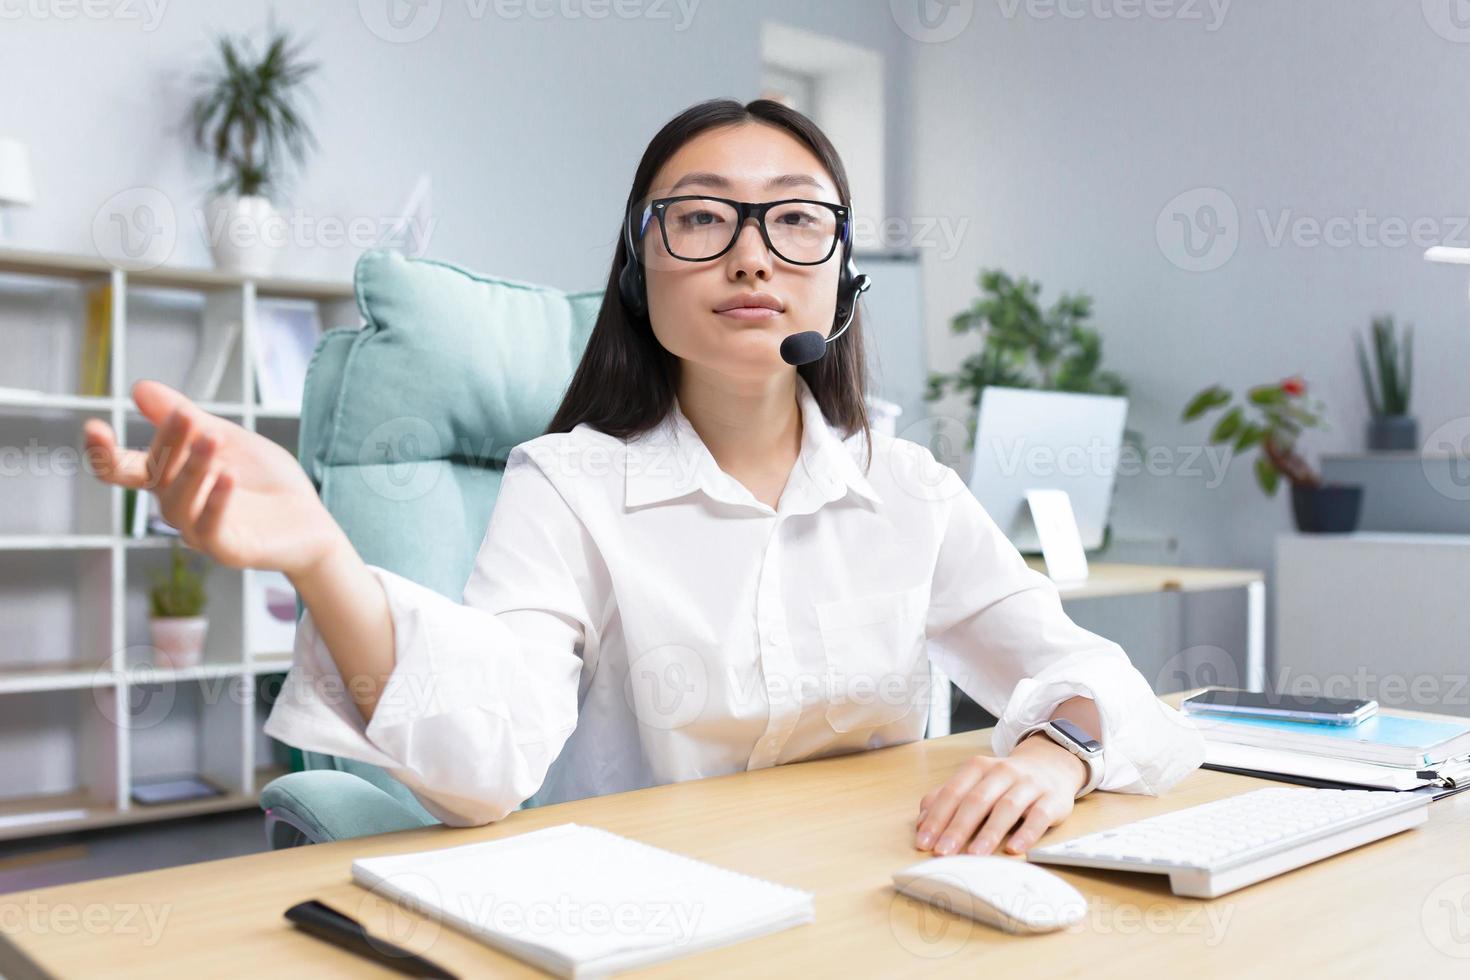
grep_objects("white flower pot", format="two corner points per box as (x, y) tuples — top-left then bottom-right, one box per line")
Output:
(150, 616), (209, 670)
(205, 194), (284, 277)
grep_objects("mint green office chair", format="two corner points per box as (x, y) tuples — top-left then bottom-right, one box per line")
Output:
(260, 249), (600, 848)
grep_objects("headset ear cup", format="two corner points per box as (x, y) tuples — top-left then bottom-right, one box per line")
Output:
(618, 260), (646, 317)
(834, 251), (862, 327)
(619, 203), (649, 318)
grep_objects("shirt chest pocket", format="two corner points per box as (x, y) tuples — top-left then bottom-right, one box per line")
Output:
(813, 584), (930, 733)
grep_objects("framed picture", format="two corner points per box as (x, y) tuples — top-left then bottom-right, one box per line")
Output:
(253, 298), (320, 411)
(247, 569), (298, 658)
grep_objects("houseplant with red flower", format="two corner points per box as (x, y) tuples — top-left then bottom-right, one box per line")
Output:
(1182, 376), (1363, 533)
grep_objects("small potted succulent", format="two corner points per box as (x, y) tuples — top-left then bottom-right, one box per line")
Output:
(1182, 376), (1363, 533)
(1355, 314), (1416, 451)
(149, 543), (209, 669)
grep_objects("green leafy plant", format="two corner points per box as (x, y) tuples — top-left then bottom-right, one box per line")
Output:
(1355, 314), (1413, 418)
(188, 24), (319, 200)
(925, 269), (1128, 448)
(1181, 376), (1329, 495)
(150, 543), (208, 618)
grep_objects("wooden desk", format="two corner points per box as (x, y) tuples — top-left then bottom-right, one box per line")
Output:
(927, 562), (1267, 738)
(2, 693), (1465, 978)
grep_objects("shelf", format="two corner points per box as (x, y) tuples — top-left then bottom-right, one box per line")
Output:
(0, 249), (119, 281)
(123, 534), (184, 549)
(0, 245), (338, 840)
(0, 663), (117, 694)
(0, 391), (116, 414)
(0, 789), (113, 842)
(0, 787), (267, 844)
(1320, 450), (1451, 460)
(125, 400), (246, 419)
(0, 534), (115, 551)
(0, 659), (295, 694)
(248, 656), (294, 674)
(115, 660), (250, 684)
(0, 246), (354, 302)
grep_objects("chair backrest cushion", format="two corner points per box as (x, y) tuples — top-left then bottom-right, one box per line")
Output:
(301, 248), (601, 598)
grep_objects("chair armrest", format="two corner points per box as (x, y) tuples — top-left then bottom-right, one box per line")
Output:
(260, 770), (438, 848)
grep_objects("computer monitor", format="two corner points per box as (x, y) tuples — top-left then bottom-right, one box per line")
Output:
(967, 387), (1129, 552)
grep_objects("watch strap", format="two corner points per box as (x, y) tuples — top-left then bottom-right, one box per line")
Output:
(1016, 720), (1104, 799)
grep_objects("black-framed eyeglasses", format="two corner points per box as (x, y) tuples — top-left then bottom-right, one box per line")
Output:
(630, 195), (849, 266)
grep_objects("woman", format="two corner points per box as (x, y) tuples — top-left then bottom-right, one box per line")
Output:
(84, 98), (1203, 857)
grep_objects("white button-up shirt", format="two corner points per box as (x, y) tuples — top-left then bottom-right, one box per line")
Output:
(264, 375), (1204, 826)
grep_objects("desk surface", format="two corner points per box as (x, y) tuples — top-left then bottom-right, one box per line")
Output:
(2, 692), (1466, 978)
(1023, 560), (1264, 600)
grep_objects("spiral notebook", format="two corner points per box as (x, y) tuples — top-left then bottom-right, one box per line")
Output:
(351, 823), (814, 978)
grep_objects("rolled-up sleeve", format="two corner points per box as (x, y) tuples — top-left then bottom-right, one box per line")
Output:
(262, 445), (609, 826)
(923, 463), (1204, 796)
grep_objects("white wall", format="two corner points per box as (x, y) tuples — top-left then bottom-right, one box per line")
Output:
(0, 0), (914, 290)
(913, 0), (1470, 689)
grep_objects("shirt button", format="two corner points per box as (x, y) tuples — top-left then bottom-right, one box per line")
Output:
(765, 630), (780, 646)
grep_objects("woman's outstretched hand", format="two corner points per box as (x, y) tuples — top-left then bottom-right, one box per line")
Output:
(84, 380), (347, 580)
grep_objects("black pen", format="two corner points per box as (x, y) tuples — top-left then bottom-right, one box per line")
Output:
(284, 899), (458, 978)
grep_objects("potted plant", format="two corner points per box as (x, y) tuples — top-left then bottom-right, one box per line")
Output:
(187, 24), (318, 276)
(150, 543), (209, 669)
(1182, 376), (1363, 533)
(925, 269), (1131, 450)
(927, 269), (1135, 552)
(1355, 314), (1416, 451)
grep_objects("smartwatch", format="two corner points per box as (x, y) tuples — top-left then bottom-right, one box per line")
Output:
(1015, 718), (1105, 799)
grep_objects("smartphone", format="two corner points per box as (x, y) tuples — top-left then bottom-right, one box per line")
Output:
(1180, 688), (1378, 726)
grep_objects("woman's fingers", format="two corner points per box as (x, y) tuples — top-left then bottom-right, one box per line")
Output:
(1004, 801), (1059, 854)
(82, 419), (151, 489)
(933, 771), (1016, 855)
(915, 760), (984, 850)
(966, 782), (1043, 855)
(190, 470), (234, 555)
(132, 380), (222, 490)
(130, 379), (192, 429)
(144, 409), (195, 491)
(159, 436), (217, 531)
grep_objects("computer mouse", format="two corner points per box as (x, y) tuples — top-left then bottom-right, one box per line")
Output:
(891, 854), (1087, 934)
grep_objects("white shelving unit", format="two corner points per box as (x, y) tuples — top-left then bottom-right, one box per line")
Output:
(0, 247), (356, 842)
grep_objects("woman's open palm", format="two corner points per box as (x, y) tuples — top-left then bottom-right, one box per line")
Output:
(84, 380), (341, 578)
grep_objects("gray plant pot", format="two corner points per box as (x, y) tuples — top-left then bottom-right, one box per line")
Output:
(1290, 483), (1364, 534)
(1367, 415), (1418, 451)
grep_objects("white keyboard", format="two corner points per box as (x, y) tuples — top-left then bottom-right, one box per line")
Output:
(1026, 787), (1431, 898)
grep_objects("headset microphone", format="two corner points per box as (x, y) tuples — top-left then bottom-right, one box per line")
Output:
(779, 264), (871, 366)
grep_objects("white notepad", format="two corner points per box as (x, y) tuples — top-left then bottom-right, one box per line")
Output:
(351, 823), (815, 978)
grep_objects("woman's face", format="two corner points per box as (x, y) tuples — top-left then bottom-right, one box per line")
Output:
(637, 122), (844, 383)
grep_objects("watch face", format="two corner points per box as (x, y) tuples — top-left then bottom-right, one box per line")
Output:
(1051, 718), (1102, 754)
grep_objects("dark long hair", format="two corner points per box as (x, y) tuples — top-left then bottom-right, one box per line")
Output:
(544, 98), (873, 470)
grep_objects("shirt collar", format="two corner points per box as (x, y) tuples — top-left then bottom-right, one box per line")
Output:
(624, 374), (882, 512)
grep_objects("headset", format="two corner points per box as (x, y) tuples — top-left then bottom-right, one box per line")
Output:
(618, 198), (872, 366)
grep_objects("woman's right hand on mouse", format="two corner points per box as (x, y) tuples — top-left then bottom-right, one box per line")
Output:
(84, 380), (348, 581)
